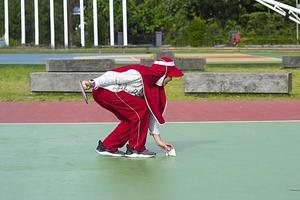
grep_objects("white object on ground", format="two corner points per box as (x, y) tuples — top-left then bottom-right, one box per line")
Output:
(166, 148), (176, 157)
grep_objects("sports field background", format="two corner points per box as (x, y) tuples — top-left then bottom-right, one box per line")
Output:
(0, 51), (283, 65)
(1, 49), (300, 200)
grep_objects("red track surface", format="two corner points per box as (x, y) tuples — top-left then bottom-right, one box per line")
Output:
(1, 100), (300, 123)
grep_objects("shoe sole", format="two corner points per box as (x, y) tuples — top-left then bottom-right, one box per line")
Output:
(124, 153), (155, 158)
(95, 149), (124, 157)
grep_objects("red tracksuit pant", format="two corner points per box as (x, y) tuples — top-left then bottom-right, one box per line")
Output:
(92, 88), (150, 153)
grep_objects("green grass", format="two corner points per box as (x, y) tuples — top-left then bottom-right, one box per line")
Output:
(1, 64), (300, 102)
(0, 65), (83, 102)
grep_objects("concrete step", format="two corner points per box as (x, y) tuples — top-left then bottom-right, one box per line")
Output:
(46, 59), (115, 72)
(140, 58), (206, 70)
(283, 56), (300, 68)
(184, 72), (292, 93)
(30, 72), (104, 92)
(175, 58), (206, 70)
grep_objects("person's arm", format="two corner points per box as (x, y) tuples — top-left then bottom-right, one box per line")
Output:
(82, 70), (141, 89)
(94, 70), (141, 88)
(149, 113), (173, 151)
(152, 134), (173, 151)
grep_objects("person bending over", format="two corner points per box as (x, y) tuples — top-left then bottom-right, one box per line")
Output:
(82, 56), (183, 158)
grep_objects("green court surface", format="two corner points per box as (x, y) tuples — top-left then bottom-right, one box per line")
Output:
(0, 122), (300, 200)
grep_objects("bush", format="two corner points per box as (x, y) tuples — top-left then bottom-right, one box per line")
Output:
(205, 19), (227, 46)
(187, 17), (206, 47)
(7, 39), (20, 47)
(240, 36), (296, 45)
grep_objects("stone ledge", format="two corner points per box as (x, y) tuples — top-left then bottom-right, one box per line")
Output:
(156, 51), (175, 59)
(184, 72), (291, 93)
(140, 58), (206, 70)
(140, 58), (154, 66)
(30, 72), (103, 92)
(46, 59), (115, 72)
(175, 58), (206, 70)
(282, 56), (300, 68)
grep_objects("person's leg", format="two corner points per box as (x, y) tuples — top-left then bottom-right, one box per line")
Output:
(92, 89), (150, 153)
(92, 89), (130, 153)
(113, 91), (150, 153)
(102, 121), (131, 152)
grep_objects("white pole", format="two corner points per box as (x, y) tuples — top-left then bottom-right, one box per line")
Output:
(256, 0), (300, 14)
(21, 0), (25, 44)
(109, 0), (114, 46)
(297, 0), (299, 44)
(50, 0), (55, 48)
(122, 0), (128, 46)
(63, 0), (68, 48)
(4, 0), (9, 46)
(93, 0), (99, 47)
(34, 0), (39, 46)
(80, 0), (85, 47)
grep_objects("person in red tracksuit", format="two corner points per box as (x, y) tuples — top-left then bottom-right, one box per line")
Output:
(82, 56), (184, 158)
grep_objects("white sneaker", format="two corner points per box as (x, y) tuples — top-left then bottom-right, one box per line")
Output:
(124, 145), (156, 158)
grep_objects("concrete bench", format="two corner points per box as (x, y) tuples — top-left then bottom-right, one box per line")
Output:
(175, 58), (206, 70)
(46, 59), (115, 72)
(140, 58), (155, 66)
(282, 56), (300, 68)
(140, 58), (206, 70)
(30, 72), (103, 92)
(184, 72), (291, 93)
(156, 51), (175, 59)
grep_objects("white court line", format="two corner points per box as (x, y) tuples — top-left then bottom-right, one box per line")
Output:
(1, 120), (300, 125)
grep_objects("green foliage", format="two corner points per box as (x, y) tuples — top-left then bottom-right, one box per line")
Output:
(39, 1), (50, 46)
(239, 11), (297, 44)
(1, 0), (299, 47)
(0, 0), (4, 36)
(241, 12), (280, 36)
(240, 36), (295, 45)
(187, 17), (206, 47)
